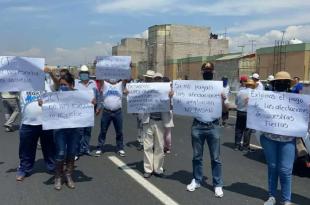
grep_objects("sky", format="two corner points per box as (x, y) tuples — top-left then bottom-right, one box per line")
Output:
(1, 0), (310, 66)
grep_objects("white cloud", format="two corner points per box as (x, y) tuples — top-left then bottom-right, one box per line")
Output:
(181, 0), (310, 16)
(229, 25), (310, 53)
(5, 48), (43, 57)
(6, 6), (45, 12)
(133, 30), (148, 39)
(228, 13), (310, 33)
(95, 0), (310, 16)
(47, 42), (113, 65)
(2, 42), (112, 66)
(95, 0), (175, 13)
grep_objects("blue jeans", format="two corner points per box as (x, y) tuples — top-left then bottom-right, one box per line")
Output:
(260, 135), (296, 203)
(54, 128), (80, 161)
(191, 119), (223, 187)
(18, 124), (55, 176)
(77, 127), (92, 154)
(97, 109), (124, 151)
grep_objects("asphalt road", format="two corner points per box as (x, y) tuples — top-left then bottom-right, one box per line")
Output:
(0, 108), (309, 205)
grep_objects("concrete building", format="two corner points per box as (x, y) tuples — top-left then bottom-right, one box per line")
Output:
(166, 54), (225, 80)
(256, 43), (310, 81)
(166, 52), (256, 91)
(112, 38), (148, 79)
(148, 24), (229, 75)
(214, 53), (256, 90)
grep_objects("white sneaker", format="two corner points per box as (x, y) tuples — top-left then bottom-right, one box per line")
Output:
(186, 179), (201, 192)
(118, 150), (126, 157)
(264, 197), (276, 205)
(214, 187), (224, 198)
(95, 150), (102, 157)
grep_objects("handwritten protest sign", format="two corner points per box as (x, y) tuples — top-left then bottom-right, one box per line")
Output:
(247, 90), (310, 137)
(0, 56), (45, 91)
(126, 83), (170, 113)
(173, 80), (223, 120)
(42, 90), (94, 130)
(96, 56), (131, 80)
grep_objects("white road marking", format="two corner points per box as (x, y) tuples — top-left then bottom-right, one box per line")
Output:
(108, 156), (180, 205)
(250, 144), (262, 149)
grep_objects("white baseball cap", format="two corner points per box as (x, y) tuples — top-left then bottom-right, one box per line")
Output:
(80, 65), (89, 72)
(252, 73), (260, 80)
(143, 70), (155, 78)
(267, 75), (275, 81)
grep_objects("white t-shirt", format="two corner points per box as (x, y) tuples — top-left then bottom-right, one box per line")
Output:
(256, 81), (264, 90)
(102, 81), (123, 111)
(235, 88), (251, 112)
(20, 81), (55, 125)
(75, 80), (96, 98)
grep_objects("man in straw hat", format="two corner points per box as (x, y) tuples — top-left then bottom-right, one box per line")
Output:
(139, 72), (173, 178)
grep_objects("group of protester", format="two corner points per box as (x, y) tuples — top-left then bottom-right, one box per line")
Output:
(1, 61), (308, 205)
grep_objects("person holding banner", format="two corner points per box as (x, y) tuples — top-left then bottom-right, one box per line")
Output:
(139, 72), (173, 178)
(186, 62), (224, 198)
(234, 79), (256, 152)
(94, 79), (127, 157)
(45, 73), (81, 190)
(16, 70), (56, 181)
(260, 71), (296, 205)
(75, 65), (97, 158)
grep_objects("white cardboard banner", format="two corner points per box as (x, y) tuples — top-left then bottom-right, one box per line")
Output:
(96, 56), (131, 80)
(126, 82), (171, 113)
(247, 90), (310, 137)
(42, 90), (94, 130)
(172, 80), (223, 120)
(0, 56), (45, 91)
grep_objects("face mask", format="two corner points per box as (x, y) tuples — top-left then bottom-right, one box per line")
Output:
(79, 73), (89, 81)
(203, 71), (213, 80)
(59, 85), (70, 91)
(273, 80), (290, 92)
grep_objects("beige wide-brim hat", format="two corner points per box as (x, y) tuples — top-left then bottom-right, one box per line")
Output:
(272, 71), (292, 81)
(143, 70), (155, 78)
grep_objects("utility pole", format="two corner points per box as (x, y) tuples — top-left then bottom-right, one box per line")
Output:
(238, 45), (245, 55)
(279, 30), (286, 71)
(249, 40), (256, 53)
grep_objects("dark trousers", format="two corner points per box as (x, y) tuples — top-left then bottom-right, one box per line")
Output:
(17, 124), (55, 176)
(234, 111), (252, 148)
(191, 119), (223, 187)
(77, 127), (92, 154)
(54, 128), (80, 161)
(97, 109), (124, 151)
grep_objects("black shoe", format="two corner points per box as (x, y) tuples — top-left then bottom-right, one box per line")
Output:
(153, 172), (164, 178)
(234, 145), (239, 151)
(245, 147), (255, 153)
(143, 172), (152, 178)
